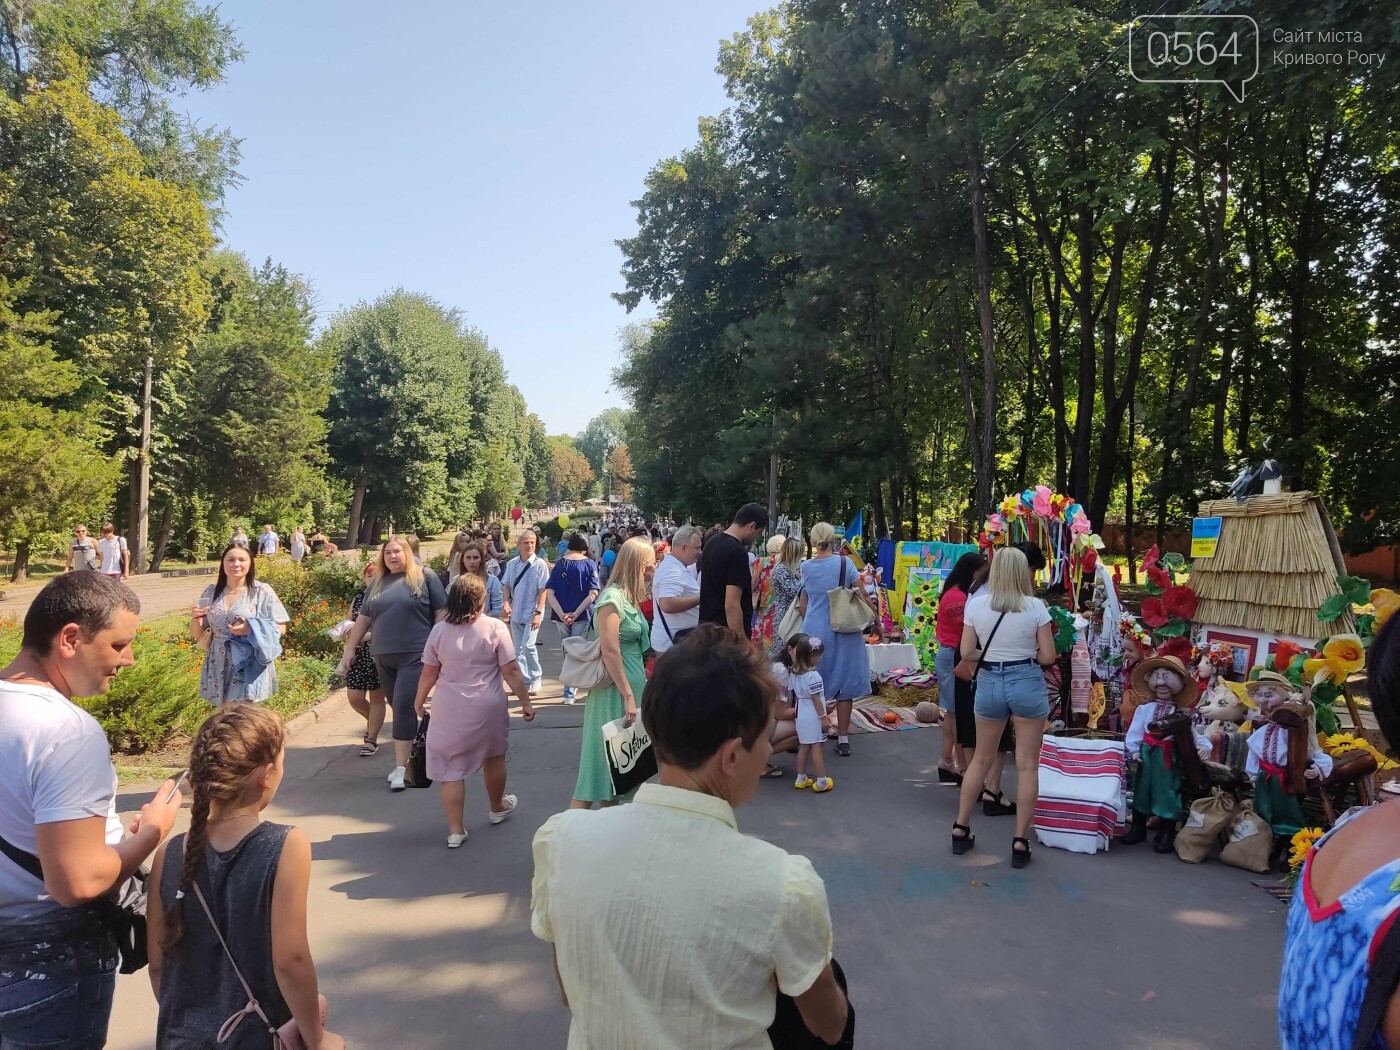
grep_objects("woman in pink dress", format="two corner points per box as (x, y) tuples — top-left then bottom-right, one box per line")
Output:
(414, 574), (536, 848)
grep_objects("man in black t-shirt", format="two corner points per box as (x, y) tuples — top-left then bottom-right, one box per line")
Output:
(697, 503), (769, 640)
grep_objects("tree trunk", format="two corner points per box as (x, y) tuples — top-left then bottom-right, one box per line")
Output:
(969, 156), (998, 517)
(346, 476), (367, 548)
(1126, 399), (1138, 586)
(9, 540), (30, 584)
(149, 504), (174, 573)
(872, 481), (889, 541)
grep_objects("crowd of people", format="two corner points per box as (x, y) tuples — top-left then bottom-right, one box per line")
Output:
(12, 501), (1400, 1048)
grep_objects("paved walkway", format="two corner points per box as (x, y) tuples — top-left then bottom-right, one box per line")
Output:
(105, 630), (1287, 1050)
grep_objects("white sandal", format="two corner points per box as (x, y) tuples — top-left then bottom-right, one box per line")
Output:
(489, 794), (518, 825)
(447, 832), (468, 849)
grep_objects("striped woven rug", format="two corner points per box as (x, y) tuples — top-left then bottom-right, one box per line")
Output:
(848, 700), (939, 734)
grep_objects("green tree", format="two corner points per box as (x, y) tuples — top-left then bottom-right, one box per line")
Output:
(575, 408), (632, 479)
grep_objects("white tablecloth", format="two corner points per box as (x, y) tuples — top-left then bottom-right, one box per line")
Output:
(867, 643), (920, 678)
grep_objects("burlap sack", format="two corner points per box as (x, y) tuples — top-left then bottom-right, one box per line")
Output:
(1219, 801), (1274, 873)
(1174, 788), (1236, 863)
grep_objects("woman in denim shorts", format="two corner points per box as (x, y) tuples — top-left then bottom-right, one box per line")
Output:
(950, 547), (1057, 868)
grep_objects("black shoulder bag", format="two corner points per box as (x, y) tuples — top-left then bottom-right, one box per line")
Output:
(0, 830), (148, 973)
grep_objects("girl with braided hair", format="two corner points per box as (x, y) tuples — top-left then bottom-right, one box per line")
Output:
(146, 706), (345, 1049)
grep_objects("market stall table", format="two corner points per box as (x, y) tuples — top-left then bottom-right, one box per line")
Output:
(867, 643), (920, 679)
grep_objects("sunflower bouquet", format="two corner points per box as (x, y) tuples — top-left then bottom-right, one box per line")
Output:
(1322, 731), (1399, 771)
(1287, 827), (1325, 880)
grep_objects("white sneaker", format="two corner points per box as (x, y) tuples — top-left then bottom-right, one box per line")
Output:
(388, 766), (406, 792)
(446, 832), (468, 849)
(386, 766), (397, 783)
(489, 794), (518, 825)
(528, 682), (541, 696)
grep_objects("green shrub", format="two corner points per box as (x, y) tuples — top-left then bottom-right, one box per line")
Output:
(426, 553), (449, 576)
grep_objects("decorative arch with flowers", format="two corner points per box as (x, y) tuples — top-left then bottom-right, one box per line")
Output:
(979, 485), (1104, 609)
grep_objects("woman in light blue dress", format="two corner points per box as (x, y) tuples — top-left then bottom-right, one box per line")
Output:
(798, 522), (876, 757)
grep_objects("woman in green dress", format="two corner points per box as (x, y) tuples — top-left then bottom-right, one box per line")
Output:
(571, 537), (656, 807)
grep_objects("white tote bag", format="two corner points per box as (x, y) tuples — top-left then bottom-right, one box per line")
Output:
(561, 631), (611, 689)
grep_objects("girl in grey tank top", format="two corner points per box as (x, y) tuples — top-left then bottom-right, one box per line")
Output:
(147, 705), (344, 1050)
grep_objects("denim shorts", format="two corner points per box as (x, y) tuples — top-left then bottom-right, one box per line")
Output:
(934, 645), (958, 713)
(973, 662), (1049, 720)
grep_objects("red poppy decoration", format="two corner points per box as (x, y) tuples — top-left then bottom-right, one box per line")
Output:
(1273, 640), (1305, 671)
(1141, 598), (1169, 628)
(1081, 547), (1099, 574)
(1161, 585), (1199, 621)
(1157, 636), (1195, 666)
(1146, 564), (1172, 592)
(1143, 544), (1161, 570)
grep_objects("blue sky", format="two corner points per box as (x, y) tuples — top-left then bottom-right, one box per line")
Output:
(183, 1), (767, 436)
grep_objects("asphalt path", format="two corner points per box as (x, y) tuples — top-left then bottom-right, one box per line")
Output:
(102, 625), (1288, 1050)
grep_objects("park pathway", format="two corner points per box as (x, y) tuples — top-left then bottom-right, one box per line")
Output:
(105, 635), (1289, 1050)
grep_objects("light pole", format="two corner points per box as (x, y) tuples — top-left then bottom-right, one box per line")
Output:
(604, 472), (612, 505)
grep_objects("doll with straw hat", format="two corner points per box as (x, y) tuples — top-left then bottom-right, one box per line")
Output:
(1122, 654), (1213, 851)
(1245, 670), (1333, 842)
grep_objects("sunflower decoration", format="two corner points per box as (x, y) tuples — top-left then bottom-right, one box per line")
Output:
(1323, 731), (1400, 771)
(1288, 827), (1325, 874)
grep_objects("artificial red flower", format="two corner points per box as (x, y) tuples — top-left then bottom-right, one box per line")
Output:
(1147, 564), (1172, 591)
(1158, 636), (1195, 665)
(1141, 598), (1169, 628)
(1161, 585), (1199, 621)
(1081, 548), (1099, 574)
(1143, 544), (1161, 569)
(1273, 640), (1306, 671)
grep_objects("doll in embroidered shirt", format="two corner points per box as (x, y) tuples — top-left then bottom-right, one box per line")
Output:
(1122, 655), (1212, 852)
(1244, 670), (1333, 838)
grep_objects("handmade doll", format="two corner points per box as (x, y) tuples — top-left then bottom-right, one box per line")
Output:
(1123, 655), (1212, 852)
(1197, 681), (1252, 737)
(1116, 618), (1153, 731)
(1245, 671), (1333, 841)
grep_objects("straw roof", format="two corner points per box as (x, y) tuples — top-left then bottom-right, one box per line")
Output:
(1190, 492), (1356, 640)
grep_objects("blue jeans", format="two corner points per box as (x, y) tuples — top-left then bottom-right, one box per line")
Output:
(0, 958), (115, 1050)
(511, 620), (542, 686)
(556, 619), (589, 698)
(973, 662), (1049, 720)
(934, 645), (957, 715)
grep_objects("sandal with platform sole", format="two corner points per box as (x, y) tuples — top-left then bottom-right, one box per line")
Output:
(981, 788), (1017, 817)
(1012, 836), (1032, 869)
(951, 822), (975, 855)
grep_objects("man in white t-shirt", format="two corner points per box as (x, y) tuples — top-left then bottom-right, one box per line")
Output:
(651, 524), (703, 654)
(96, 522), (129, 579)
(0, 574), (183, 1047)
(258, 523), (280, 556)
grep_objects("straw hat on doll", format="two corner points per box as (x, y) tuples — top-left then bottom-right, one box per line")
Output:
(1130, 654), (1197, 706)
(1245, 669), (1301, 702)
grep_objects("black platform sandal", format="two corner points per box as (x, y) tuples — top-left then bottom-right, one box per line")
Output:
(951, 823), (975, 855)
(1012, 836), (1032, 869)
(980, 788), (1017, 817)
(937, 764), (964, 785)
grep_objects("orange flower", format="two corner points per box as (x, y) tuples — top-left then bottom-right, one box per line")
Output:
(1303, 633), (1366, 685)
(1373, 589), (1400, 628)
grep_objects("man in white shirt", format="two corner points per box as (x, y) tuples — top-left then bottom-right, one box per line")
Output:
(532, 625), (849, 1049)
(0, 574), (183, 1047)
(651, 524), (703, 654)
(96, 523), (129, 579)
(258, 523), (280, 557)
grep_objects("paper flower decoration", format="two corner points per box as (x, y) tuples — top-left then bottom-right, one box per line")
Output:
(1161, 585), (1199, 621)
(1288, 827), (1324, 872)
(1302, 634), (1366, 686)
(1157, 636), (1194, 664)
(1032, 486), (1052, 518)
(1273, 640), (1306, 671)
(1143, 543), (1161, 569)
(1141, 598), (1169, 629)
(1372, 588), (1400, 628)
(1146, 564), (1172, 591)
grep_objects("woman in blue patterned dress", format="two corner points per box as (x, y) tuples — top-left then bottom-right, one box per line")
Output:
(1279, 612), (1400, 1049)
(191, 544), (289, 705)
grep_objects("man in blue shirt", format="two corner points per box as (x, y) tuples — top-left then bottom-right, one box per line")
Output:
(502, 529), (552, 695)
(544, 534), (601, 703)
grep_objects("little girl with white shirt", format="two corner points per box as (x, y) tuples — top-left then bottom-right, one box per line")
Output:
(774, 634), (833, 792)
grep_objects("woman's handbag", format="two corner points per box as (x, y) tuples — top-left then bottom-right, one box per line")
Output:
(953, 612), (1007, 683)
(827, 559), (869, 635)
(602, 715), (657, 796)
(190, 879), (329, 1048)
(404, 713), (432, 789)
(778, 589), (806, 644)
(561, 625), (612, 689)
(769, 956), (855, 1049)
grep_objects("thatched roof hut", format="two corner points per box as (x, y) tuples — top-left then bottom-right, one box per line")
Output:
(1190, 492), (1355, 641)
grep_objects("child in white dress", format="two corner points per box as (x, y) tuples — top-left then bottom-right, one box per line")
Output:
(773, 634), (833, 792)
